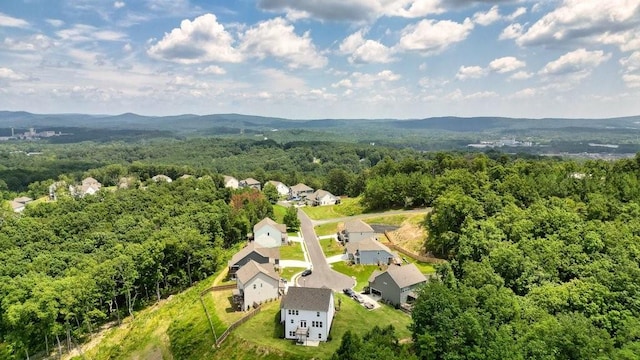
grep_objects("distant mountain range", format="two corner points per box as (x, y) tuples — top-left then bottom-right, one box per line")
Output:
(1, 111), (639, 134)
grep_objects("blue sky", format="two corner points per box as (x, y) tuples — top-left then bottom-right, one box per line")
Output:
(0, 0), (639, 119)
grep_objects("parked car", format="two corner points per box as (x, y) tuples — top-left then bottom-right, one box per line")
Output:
(343, 288), (355, 297)
(364, 302), (375, 310)
(301, 269), (312, 277)
(352, 294), (364, 303)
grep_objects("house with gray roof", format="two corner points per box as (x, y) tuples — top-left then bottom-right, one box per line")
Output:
(280, 287), (335, 343)
(368, 263), (427, 306)
(309, 189), (339, 206)
(289, 183), (314, 199)
(240, 177), (261, 190)
(234, 260), (280, 311)
(228, 242), (280, 279)
(338, 219), (376, 244)
(253, 217), (288, 248)
(346, 237), (400, 265)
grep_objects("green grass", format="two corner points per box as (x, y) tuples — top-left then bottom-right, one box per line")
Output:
(279, 242), (305, 261)
(404, 257), (437, 274)
(273, 204), (287, 223)
(230, 292), (412, 359)
(280, 267), (305, 282)
(364, 214), (410, 226)
(81, 274), (224, 360)
(314, 222), (339, 236)
(302, 197), (364, 220)
(331, 262), (380, 291)
(320, 238), (344, 257)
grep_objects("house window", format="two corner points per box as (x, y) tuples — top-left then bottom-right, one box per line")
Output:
(318, 333), (322, 339)
(295, 310), (299, 315)
(300, 320), (307, 328)
(253, 284), (256, 289)
(316, 311), (320, 317)
(291, 319), (294, 324)
(288, 309), (292, 315)
(289, 331), (295, 337)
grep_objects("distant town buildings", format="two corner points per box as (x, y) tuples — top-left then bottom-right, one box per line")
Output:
(467, 138), (533, 148)
(0, 127), (65, 141)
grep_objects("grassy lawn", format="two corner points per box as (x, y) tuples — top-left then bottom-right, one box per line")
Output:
(279, 242), (305, 261)
(331, 262), (380, 291)
(273, 204), (287, 223)
(404, 257), (437, 274)
(320, 238), (344, 257)
(81, 274), (224, 360)
(302, 197), (364, 220)
(363, 214), (410, 226)
(231, 292), (411, 359)
(315, 222), (338, 236)
(280, 267), (305, 282)
(211, 289), (246, 325)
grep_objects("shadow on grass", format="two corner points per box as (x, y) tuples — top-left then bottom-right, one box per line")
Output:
(225, 296), (238, 313)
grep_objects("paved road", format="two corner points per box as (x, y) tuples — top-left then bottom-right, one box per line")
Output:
(295, 209), (354, 291)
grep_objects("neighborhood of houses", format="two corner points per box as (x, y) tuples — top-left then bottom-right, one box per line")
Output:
(5, 172), (431, 347)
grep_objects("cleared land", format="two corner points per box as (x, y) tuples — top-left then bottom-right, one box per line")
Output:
(301, 198), (364, 220)
(314, 222), (339, 236)
(320, 238), (344, 257)
(280, 267), (305, 282)
(331, 262), (380, 291)
(279, 242), (305, 261)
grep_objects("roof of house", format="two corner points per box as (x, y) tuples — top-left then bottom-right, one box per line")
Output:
(344, 219), (374, 233)
(372, 263), (427, 289)
(290, 183), (313, 192)
(229, 242), (281, 266)
(223, 175), (237, 183)
(280, 287), (333, 312)
(152, 174), (172, 182)
(82, 177), (100, 185)
(236, 260), (279, 284)
(346, 237), (396, 255)
(10, 200), (25, 211)
(310, 189), (336, 200)
(180, 174), (192, 179)
(13, 196), (33, 204)
(242, 178), (261, 185)
(254, 217), (287, 233)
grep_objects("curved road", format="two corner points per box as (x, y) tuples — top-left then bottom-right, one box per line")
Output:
(295, 209), (355, 291)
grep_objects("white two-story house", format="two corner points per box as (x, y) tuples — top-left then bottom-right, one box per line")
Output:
(280, 287), (335, 343)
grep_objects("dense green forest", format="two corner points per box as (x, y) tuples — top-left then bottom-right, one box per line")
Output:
(2, 136), (640, 359)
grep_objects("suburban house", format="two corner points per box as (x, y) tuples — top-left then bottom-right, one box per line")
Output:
(152, 174), (173, 183)
(338, 219), (376, 244)
(223, 175), (239, 189)
(280, 287), (335, 343)
(368, 263), (427, 306)
(234, 260), (280, 311)
(10, 196), (33, 213)
(346, 237), (400, 265)
(308, 189), (339, 206)
(266, 180), (290, 196)
(80, 177), (102, 195)
(289, 183), (314, 199)
(253, 217), (288, 248)
(228, 242), (280, 279)
(240, 178), (262, 190)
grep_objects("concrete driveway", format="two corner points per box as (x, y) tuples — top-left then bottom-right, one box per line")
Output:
(295, 209), (354, 291)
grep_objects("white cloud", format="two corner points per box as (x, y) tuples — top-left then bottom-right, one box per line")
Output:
(465, 91), (499, 100)
(488, 56), (526, 73)
(397, 18), (474, 55)
(620, 51), (640, 72)
(387, 0), (444, 18)
(114, 1), (126, 9)
(516, 0), (640, 48)
(147, 14), (242, 64)
(239, 17), (327, 69)
(539, 48), (611, 80)
(622, 73), (640, 88)
(509, 71), (533, 80)
(0, 12), (29, 28)
(332, 70), (400, 88)
(46, 19), (65, 27)
(57, 24), (127, 42)
(201, 65), (227, 75)
(473, 5), (500, 26)
(456, 65), (486, 80)
(4, 35), (53, 52)
(0, 68), (27, 80)
(123, 43), (133, 52)
(507, 7), (527, 21)
(339, 29), (395, 64)
(500, 23), (523, 40)
(510, 87), (537, 98)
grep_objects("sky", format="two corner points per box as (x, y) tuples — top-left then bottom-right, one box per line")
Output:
(0, 0), (639, 119)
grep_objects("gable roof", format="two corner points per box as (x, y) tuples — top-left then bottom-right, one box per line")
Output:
(229, 242), (280, 266)
(242, 178), (261, 185)
(82, 177), (100, 185)
(310, 189), (335, 200)
(346, 237), (395, 255)
(13, 196), (33, 204)
(267, 180), (286, 187)
(375, 264), (427, 289)
(344, 219), (374, 233)
(290, 183), (313, 192)
(152, 174), (172, 182)
(254, 217), (286, 233)
(281, 287), (333, 312)
(236, 260), (279, 284)
(223, 175), (237, 183)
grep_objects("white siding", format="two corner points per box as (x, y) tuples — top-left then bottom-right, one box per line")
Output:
(238, 273), (279, 311)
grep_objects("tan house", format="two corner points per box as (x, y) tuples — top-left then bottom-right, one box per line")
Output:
(234, 260), (280, 311)
(289, 183), (314, 199)
(10, 196), (33, 212)
(80, 177), (102, 195)
(240, 178), (261, 190)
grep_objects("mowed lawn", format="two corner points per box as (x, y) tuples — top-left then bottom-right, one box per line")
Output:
(320, 238), (344, 257)
(279, 242), (305, 261)
(302, 197), (364, 220)
(280, 267), (305, 282)
(231, 292), (412, 359)
(331, 262), (380, 291)
(315, 222), (339, 236)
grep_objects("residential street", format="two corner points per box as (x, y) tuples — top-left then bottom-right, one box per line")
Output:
(295, 209), (355, 291)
